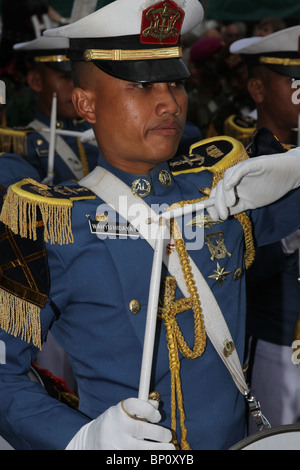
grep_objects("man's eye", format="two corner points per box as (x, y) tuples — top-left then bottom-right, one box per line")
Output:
(134, 82), (151, 89)
(169, 80), (185, 88)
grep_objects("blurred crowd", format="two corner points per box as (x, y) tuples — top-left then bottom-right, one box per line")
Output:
(0, 0), (68, 126)
(181, 16), (292, 140)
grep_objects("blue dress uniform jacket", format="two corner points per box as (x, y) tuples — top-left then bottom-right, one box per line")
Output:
(18, 111), (99, 185)
(246, 128), (300, 346)
(1, 137), (300, 450)
(0, 152), (41, 188)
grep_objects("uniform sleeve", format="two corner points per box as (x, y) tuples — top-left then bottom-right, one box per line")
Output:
(0, 328), (90, 449)
(0, 240), (90, 450)
(251, 188), (300, 247)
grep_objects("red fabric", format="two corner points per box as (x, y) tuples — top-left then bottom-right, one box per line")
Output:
(140, 0), (185, 45)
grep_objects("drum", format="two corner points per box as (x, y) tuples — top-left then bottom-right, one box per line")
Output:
(230, 424), (300, 450)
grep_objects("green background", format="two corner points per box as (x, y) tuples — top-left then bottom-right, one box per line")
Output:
(0, 0), (112, 18)
(206, 0), (300, 21)
(0, 1), (299, 23)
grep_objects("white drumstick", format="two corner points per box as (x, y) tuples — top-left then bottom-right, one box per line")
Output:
(43, 93), (57, 185)
(138, 218), (166, 401)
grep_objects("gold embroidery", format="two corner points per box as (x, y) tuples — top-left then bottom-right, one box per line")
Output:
(142, 3), (183, 42)
(83, 46), (182, 62)
(205, 232), (232, 261)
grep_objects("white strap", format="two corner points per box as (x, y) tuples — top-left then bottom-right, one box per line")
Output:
(29, 119), (85, 180)
(80, 167), (249, 395)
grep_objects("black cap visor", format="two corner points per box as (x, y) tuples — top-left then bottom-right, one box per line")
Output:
(244, 52), (300, 79)
(264, 63), (300, 79)
(46, 61), (72, 73)
(91, 57), (190, 82)
(68, 35), (189, 82)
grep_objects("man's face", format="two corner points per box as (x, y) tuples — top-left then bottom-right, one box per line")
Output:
(261, 68), (300, 131)
(32, 65), (78, 119)
(75, 65), (187, 174)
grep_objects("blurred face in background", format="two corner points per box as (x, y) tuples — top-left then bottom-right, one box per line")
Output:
(27, 63), (78, 119)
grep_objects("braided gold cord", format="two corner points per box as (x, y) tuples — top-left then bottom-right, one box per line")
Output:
(233, 212), (255, 269)
(76, 137), (90, 176)
(159, 153), (255, 447)
(160, 215), (207, 449)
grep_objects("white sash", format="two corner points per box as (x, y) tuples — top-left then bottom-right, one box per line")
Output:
(80, 166), (249, 395)
(29, 119), (85, 180)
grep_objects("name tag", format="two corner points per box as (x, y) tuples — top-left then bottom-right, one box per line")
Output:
(88, 219), (139, 239)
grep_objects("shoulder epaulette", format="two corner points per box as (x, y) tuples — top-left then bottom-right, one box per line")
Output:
(0, 202), (48, 349)
(169, 136), (255, 269)
(247, 127), (297, 157)
(0, 125), (34, 156)
(169, 135), (249, 183)
(223, 114), (257, 147)
(0, 178), (96, 245)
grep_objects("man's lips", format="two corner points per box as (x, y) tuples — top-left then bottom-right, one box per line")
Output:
(150, 120), (182, 136)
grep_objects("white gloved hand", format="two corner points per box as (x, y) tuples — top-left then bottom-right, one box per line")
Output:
(206, 147), (300, 221)
(281, 229), (300, 255)
(66, 398), (175, 450)
(79, 128), (97, 146)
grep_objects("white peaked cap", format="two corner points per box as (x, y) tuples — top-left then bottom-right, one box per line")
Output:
(44, 0), (204, 39)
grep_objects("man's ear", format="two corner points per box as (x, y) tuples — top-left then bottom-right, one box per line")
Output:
(247, 77), (264, 104)
(72, 88), (96, 124)
(27, 68), (43, 93)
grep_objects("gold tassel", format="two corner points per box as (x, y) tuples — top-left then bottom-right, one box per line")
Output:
(0, 182), (74, 245)
(0, 128), (28, 155)
(0, 288), (41, 349)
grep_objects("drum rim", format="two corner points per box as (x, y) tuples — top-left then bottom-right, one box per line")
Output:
(230, 424), (300, 450)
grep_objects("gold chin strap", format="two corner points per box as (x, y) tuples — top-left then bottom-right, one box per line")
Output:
(83, 46), (182, 62)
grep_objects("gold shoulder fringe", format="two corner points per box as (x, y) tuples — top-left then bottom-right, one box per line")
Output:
(0, 288), (41, 349)
(0, 126), (31, 156)
(0, 179), (74, 245)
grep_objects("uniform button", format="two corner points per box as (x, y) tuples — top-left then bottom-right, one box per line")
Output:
(129, 300), (141, 314)
(158, 170), (172, 188)
(223, 339), (235, 357)
(233, 268), (243, 280)
(131, 178), (151, 197)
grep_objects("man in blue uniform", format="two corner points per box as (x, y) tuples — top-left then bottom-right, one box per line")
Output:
(230, 26), (300, 432)
(1, 0), (300, 451)
(0, 35), (99, 184)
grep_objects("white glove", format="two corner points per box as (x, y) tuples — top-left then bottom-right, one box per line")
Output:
(79, 128), (97, 146)
(281, 229), (300, 255)
(206, 147), (300, 221)
(66, 398), (175, 450)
